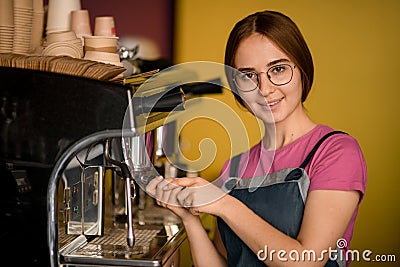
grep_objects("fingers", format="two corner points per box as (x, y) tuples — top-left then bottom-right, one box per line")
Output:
(145, 176), (202, 219)
(188, 207), (200, 216)
(147, 176), (225, 216)
(163, 177), (202, 188)
(152, 178), (184, 207)
(146, 176), (163, 196)
(168, 185), (185, 206)
(177, 189), (193, 207)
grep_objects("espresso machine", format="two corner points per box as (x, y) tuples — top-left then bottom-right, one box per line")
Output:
(47, 72), (189, 267)
(0, 63), (222, 267)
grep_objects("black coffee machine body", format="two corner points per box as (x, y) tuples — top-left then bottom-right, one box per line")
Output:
(0, 66), (130, 266)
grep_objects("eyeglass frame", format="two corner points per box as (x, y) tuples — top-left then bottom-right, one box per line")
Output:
(233, 63), (296, 92)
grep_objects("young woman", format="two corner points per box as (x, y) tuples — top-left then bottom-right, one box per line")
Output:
(147, 10), (367, 267)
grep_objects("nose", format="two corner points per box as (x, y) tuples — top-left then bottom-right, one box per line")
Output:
(258, 72), (274, 96)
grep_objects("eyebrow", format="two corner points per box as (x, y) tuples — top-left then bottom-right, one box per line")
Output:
(237, 58), (290, 72)
(267, 58), (290, 67)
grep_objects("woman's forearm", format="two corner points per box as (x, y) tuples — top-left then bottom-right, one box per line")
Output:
(182, 216), (227, 267)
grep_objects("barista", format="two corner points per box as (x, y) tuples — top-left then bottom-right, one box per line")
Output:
(147, 10), (367, 267)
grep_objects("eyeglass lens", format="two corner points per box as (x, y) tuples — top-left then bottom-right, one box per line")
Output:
(234, 64), (295, 91)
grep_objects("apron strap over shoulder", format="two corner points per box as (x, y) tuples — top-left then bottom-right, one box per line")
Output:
(229, 130), (348, 177)
(229, 153), (242, 177)
(299, 131), (348, 169)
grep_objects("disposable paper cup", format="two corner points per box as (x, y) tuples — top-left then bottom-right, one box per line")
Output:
(84, 50), (121, 65)
(33, 0), (44, 12)
(13, 0), (33, 9)
(71, 9), (92, 36)
(83, 35), (118, 48)
(72, 24), (92, 36)
(84, 46), (116, 53)
(30, 11), (45, 51)
(0, 0), (14, 26)
(84, 50), (120, 61)
(46, 0), (81, 33)
(84, 37), (118, 53)
(94, 16), (116, 37)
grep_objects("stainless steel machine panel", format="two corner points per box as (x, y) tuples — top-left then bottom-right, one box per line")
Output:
(59, 221), (185, 267)
(66, 166), (105, 236)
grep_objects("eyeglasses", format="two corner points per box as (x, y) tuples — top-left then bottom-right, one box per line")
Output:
(233, 64), (296, 92)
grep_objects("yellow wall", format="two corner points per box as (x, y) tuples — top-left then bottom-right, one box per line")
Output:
(174, 0), (400, 266)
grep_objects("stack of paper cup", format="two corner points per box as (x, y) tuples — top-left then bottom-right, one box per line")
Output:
(46, 0), (81, 34)
(30, 0), (44, 52)
(85, 15), (123, 68)
(0, 0), (14, 53)
(13, 0), (33, 54)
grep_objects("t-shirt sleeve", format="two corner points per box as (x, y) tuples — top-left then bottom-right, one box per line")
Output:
(307, 134), (367, 199)
(216, 159), (231, 187)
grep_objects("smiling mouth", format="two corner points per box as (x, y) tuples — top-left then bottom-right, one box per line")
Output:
(267, 97), (284, 107)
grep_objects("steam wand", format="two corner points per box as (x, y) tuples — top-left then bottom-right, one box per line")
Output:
(104, 139), (135, 247)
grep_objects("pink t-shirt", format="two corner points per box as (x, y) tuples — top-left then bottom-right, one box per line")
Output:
(219, 124), (367, 260)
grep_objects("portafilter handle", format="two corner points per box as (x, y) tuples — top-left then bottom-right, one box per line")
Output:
(104, 139), (135, 247)
(121, 163), (135, 247)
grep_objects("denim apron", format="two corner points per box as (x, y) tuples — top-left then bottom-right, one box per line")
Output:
(217, 131), (347, 267)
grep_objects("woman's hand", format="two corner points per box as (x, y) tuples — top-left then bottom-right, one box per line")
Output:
(146, 176), (228, 217)
(146, 176), (196, 222)
(147, 177), (229, 267)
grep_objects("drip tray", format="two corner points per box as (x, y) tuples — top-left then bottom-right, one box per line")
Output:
(59, 224), (185, 267)
(70, 227), (161, 256)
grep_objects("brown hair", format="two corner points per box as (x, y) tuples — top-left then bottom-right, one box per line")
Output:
(225, 10), (314, 106)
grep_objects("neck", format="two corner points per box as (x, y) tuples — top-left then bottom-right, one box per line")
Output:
(263, 109), (316, 150)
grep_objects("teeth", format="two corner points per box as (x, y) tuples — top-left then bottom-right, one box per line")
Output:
(268, 99), (281, 106)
